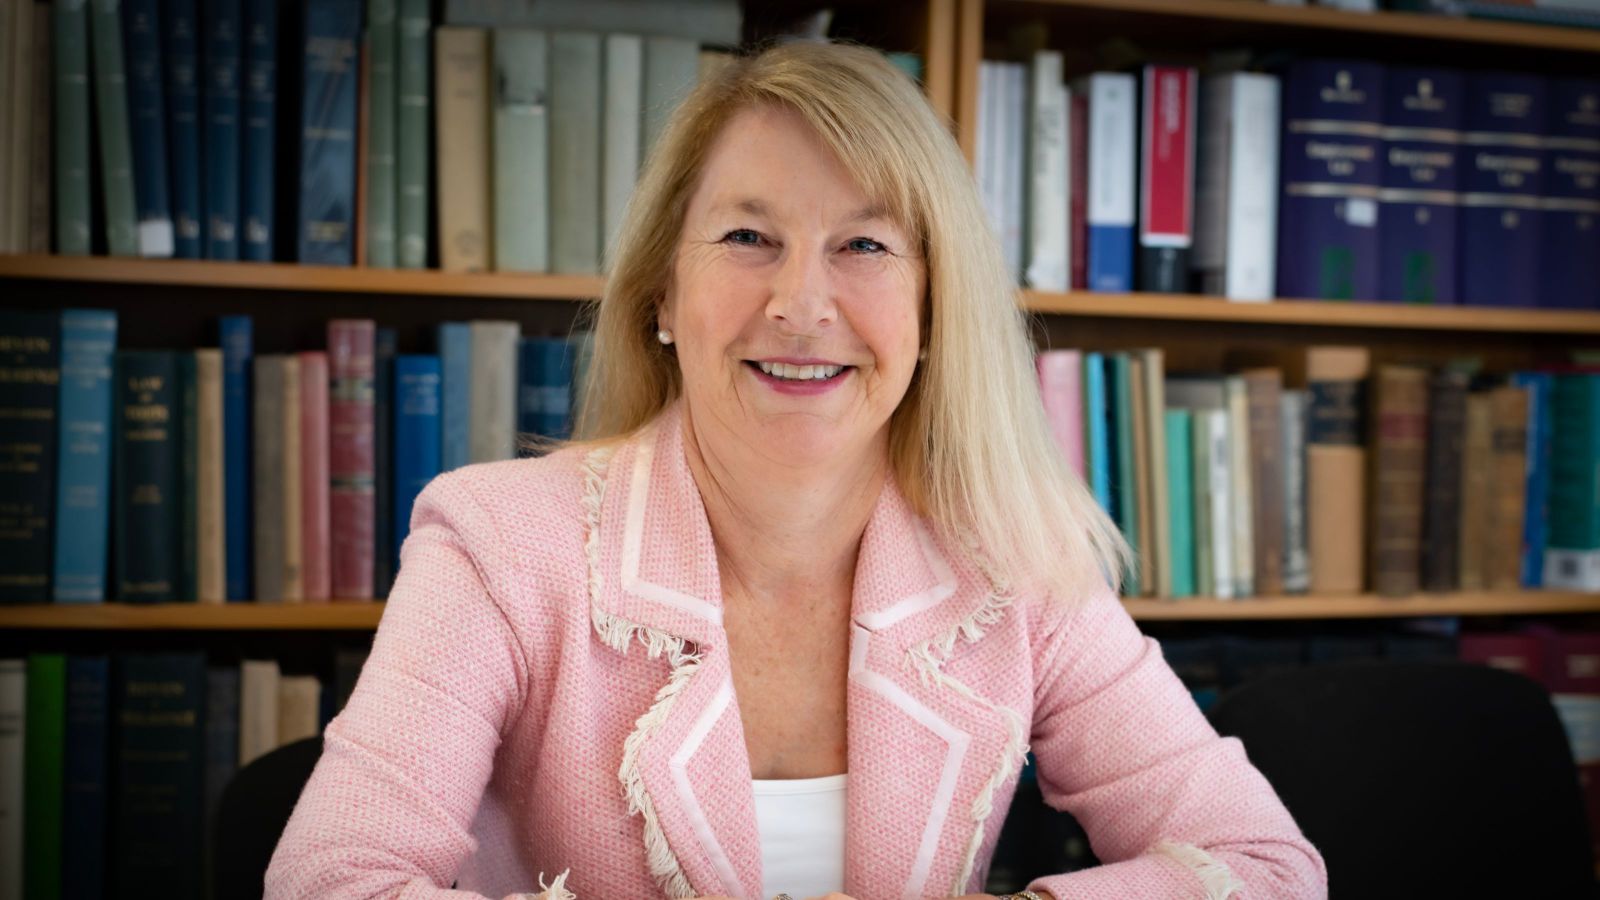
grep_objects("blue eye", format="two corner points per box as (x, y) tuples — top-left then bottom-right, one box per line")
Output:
(723, 229), (762, 245)
(848, 238), (886, 254)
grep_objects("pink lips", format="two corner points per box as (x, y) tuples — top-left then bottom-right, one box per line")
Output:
(746, 360), (851, 396)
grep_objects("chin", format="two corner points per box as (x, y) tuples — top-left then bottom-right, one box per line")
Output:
(747, 413), (873, 467)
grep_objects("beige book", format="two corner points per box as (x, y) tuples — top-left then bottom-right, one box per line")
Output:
(435, 27), (492, 272)
(196, 349), (226, 603)
(1138, 349), (1171, 598)
(469, 320), (521, 462)
(1459, 392), (1492, 591)
(277, 675), (323, 746)
(1128, 356), (1154, 596)
(240, 659), (282, 767)
(1225, 375), (1255, 597)
(1304, 347), (1369, 594)
(1487, 385), (1530, 590)
(281, 356), (304, 601)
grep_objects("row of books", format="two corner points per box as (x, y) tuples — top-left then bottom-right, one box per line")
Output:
(0, 649), (366, 899)
(1035, 345), (1597, 599)
(984, 52), (1600, 308)
(0, 309), (591, 605)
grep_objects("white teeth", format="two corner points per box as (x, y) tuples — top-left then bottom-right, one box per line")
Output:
(756, 361), (845, 381)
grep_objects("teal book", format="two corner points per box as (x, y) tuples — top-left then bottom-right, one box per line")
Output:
(1546, 374), (1600, 589)
(1165, 409), (1196, 598)
(297, 0), (362, 264)
(396, 0), (431, 267)
(54, 310), (119, 603)
(89, 0), (140, 255)
(365, 0), (398, 267)
(1110, 353), (1139, 596)
(54, 0), (94, 255)
(550, 31), (601, 274)
(492, 28), (549, 272)
(25, 654), (66, 900)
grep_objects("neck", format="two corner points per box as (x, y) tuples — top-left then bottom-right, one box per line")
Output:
(681, 403), (889, 605)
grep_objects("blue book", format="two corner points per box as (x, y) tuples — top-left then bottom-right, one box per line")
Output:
(219, 316), (252, 601)
(1514, 371), (1555, 587)
(124, 0), (176, 256)
(203, 665), (238, 859)
(241, 0), (278, 260)
(393, 355), (442, 567)
(112, 654), (206, 898)
(1277, 60), (1384, 301)
(63, 655), (109, 900)
(1085, 72), (1136, 292)
(539, 339), (574, 440)
(54, 310), (119, 603)
(297, 0), (362, 264)
(1541, 79), (1600, 309)
(1379, 67), (1462, 304)
(517, 338), (546, 450)
(374, 328), (398, 596)
(437, 322), (470, 472)
(163, 0), (204, 258)
(204, 0), (243, 259)
(1083, 351), (1112, 515)
(1460, 72), (1546, 308)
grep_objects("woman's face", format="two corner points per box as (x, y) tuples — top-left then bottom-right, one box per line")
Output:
(661, 104), (926, 467)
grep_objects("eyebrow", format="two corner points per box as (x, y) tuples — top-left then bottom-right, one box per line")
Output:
(713, 197), (892, 225)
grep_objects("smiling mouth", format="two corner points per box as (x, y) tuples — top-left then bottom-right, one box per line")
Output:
(745, 360), (853, 382)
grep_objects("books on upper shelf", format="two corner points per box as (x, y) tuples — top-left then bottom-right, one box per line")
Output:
(0, 308), (591, 605)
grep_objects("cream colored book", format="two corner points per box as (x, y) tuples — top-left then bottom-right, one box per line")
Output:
(196, 349), (226, 603)
(435, 27), (492, 272)
(469, 320), (521, 462)
(1138, 349), (1171, 598)
(240, 659), (282, 767)
(1225, 375), (1255, 597)
(277, 675), (323, 746)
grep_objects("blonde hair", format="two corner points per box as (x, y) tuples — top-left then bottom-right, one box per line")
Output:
(576, 40), (1130, 601)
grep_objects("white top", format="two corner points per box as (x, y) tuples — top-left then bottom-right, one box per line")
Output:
(751, 774), (848, 899)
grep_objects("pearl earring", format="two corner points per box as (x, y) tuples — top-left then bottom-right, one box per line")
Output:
(657, 329), (674, 345)
(918, 347), (928, 362)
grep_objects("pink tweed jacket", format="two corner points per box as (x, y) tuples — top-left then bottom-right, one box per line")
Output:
(266, 406), (1327, 900)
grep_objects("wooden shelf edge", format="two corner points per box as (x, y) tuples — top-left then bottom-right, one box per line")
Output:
(1124, 591), (1600, 621)
(0, 601), (386, 630)
(0, 254), (605, 300)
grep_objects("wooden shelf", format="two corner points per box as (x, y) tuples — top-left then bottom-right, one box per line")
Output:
(1124, 591), (1600, 621)
(0, 254), (605, 300)
(0, 602), (385, 630)
(1022, 290), (1600, 334)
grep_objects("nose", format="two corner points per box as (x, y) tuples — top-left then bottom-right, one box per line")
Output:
(765, 245), (837, 333)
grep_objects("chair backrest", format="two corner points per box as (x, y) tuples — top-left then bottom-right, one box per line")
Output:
(1208, 661), (1595, 899)
(212, 736), (323, 900)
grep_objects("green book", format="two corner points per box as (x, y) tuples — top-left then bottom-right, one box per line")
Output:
(365, 0), (398, 268)
(1111, 353), (1140, 596)
(25, 654), (66, 900)
(396, 0), (431, 268)
(88, 0), (138, 255)
(492, 28), (549, 272)
(1191, 407), (1214, 598)
(550, 31), (602, 275)
(1165, 409), (1195, 599)
(54, 0), (93, 255)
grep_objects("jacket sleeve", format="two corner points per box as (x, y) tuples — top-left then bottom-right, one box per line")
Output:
(264, 473), (563, 900)
(1022, 585), (1328, 900)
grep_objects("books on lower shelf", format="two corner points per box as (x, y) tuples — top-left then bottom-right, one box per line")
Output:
(0, 308), (590, 605)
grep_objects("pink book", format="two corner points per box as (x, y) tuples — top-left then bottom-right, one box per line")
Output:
(1037, 350), (1086, 479)
(299, 351), (333, 602)
(328, 321), (376, 601)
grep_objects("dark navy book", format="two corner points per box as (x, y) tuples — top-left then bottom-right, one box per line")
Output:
(1459, 72), (1546, 307)
(204, 0), (243, 259)
(1277, 60), (1385, 301)
(0, 311), (62, 602)
(539, 338), (574, 440)
(203, 665), (238, 861)
(241, 0), (278, 261)
(63, 655), (109, 900)
(112, 653), (206, 900)
(114, 351), (184, 602)
(1541, 79), (1600, 309)
(297, 0), (362, 264)
(373, 327), (397, 596)
(393, 355), (441, 567)
(1379, 68), (1463, 304)
(220, 317), (252, 600)
(163, 0), (204, 258)
(123, 0), (176, 256)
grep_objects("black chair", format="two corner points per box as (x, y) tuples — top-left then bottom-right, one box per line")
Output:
(212, 737), (323, 900)
(1208, 661), (1596, 899)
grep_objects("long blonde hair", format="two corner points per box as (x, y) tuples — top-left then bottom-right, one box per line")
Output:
(576, 40), (1130, 600)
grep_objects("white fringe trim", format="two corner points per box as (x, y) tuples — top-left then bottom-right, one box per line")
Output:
(581, 446), (701, 899)
(519, 869), (576, 900)
(1152, 841), (1245, 900)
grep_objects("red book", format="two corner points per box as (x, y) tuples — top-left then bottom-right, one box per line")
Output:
(299, 351), (332, 602)
(328, 321), (376, 601)
(1458, 633), (1544, 683)
(1543, 631), (1600, 694)
(1138, 64), (1197, 293)
(1069, 90), (1089, 290)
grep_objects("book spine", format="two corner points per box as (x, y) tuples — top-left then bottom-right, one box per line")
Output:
(1280, 390), (1310, 594)
(1129, 357), (1154, 596)
(1037, 350), (1085, 480)
(179, 353), (198, 601)
(539, 337), (573, 441)
(1459, 390), (1492, 590)
(297, 0), (361, 264)
(252, 356), (286, 602)
(1307, 347), (1370, 593)
(203, 0), (242, 259)
(1165, 409), (1196, 598)
(550, 31), (602, 275)
(1068, 90), (1089, 290)
(1379, 67), (1462, 304)
(111, 654), (206, 898)
(394, 355), (441, 564)
(641, 35), (697, 161)
(240, 0), (277, 261)
(123, 0), (175, 256)
(90, 0), (140, 255)
(365, 0), (398, 267)
(373, 328), (396, 596)
(1225, 376), (1254, 596)
(163, 0), (203, 258)
(54, 0), (94, 255)
(1138, 65), (1197, 293)
(1277, 60), (1383, 301)
(0, 661), (19, 900)
(1195, 73), (1281, 301)
(1141, 350), (1172, 598)
(219, 316), (252, 600)
(602, 32), (642, 257)
(1191, 406), (1214, 597)
(435, 27), (492, 271)
(1242, 369), (1285, 596)
(1110, 354), (1140, 594)
(1086, 73), (1136, 292)
(195, 348), (225, 602)
(437, 322), (470, 471)
(202, 666), (238, 862)
(281, 356), (303, 600)
(23, 655), (65, 900)
(1488, 384), (1530, 589)
(54, 310), (118, 603)
(0, 313), (60, 603)
(396, 0), (430, 268)
(469, 321), (520, 463)
(238, 658), (279, 766)
(28, 6), (52, 255)
(1420, 370), (1468, 591)
(1369, 365), (1430, 597)
(299, 352), (331, 601)
(1545, 375), (1600, 589)
(1083, 351), (1112, 514)
(62, 656), (108, 900)
(328, 320), (375, 600)
(1540, 78), (1600, 309)
(516, 337), (543, 444)
(1026, 51), (1069, 291)
(8, 1), (35, 255)
(1460, 72), (1546, 307)
(1513, 371), (1555, 587)
(492, 27), (549, 272)
(1001, 63), (1026, 283)
(1205, 408), (1235, 599)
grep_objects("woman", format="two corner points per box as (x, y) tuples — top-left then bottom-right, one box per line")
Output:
(267, 40), (1326, 900)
